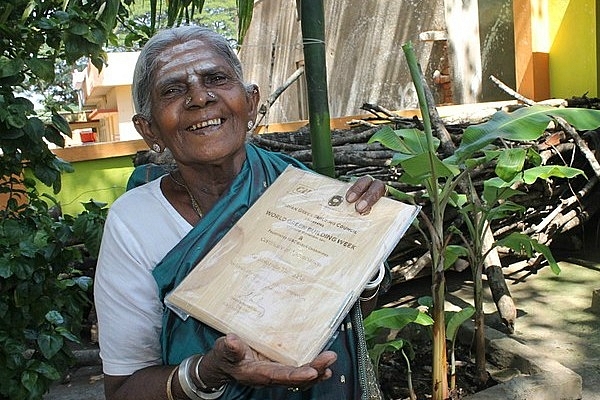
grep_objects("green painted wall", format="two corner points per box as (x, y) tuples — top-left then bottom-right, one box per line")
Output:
(549, 0), (598, 98)
(38, 156), (135, 216)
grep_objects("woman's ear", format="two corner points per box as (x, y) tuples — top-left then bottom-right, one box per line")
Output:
(133, 115), (162, 150)
(246, 84), (260, 121)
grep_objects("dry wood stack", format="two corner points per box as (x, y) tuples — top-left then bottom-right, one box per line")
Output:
(249, 99), (600, 286)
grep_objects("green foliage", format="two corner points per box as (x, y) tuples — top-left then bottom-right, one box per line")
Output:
(453, 105), (600, 162)
(445, 305), (475, 391)
(71, 200), (109, 259)
(116, 0), (246, 49)
(496, 232), (560, 274)
(0, 0), (126, 190)
(369, 105), (600, 269)
(364, 307), (434, 341)
(368, 339), (409, 377)
(364, 307), (433, 376)
(0, 187), (107, 400)
(370, 41), (600, 397)
(0, 4), (115, 397)
(416, 296), (475, 344)
(445, 307), (475, 344)
(236, 0), (254, 45)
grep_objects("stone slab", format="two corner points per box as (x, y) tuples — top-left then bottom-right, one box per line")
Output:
(460, 322), (582, 400)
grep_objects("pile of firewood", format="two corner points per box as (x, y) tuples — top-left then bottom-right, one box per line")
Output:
(136, 87), (600, 333)
(249, 98), (600, 331)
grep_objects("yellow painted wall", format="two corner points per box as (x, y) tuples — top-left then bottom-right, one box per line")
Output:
(548, 0), (598, 98)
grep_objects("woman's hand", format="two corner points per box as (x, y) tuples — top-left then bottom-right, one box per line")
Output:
(345, 175), (387, 214)
(199, 333), (336, 391)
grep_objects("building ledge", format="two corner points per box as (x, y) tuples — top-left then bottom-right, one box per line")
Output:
(51, 139), (148, 162)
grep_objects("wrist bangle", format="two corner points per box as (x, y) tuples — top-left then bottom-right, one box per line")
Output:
(179, 355), (226, 400)
(194, 355), (226, 394)
(179, 356), (202, 399)
(359, 286), (380, 302)
(364, 263), (385, 291)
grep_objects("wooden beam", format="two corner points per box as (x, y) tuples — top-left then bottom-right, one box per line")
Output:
(51, 139), (149, 162)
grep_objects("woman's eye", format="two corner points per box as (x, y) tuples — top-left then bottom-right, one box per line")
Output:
(205, 74), (228, 86)
(161, 86), (184, 97)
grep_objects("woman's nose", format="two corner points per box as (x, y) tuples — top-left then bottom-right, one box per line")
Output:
(185, 87), (217, 108)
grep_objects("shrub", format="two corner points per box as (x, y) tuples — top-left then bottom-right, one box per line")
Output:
(0, 178), (105, 400)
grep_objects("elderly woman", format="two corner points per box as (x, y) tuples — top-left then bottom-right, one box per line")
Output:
(94, 25), (387, 400)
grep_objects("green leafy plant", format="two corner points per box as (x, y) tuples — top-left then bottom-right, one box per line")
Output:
(445, 306), (475, 392)
(0, 4), (118, 395)
(0, 0), (129, 193)
(364, 306), (433, 400)
(70, 199), (109, 259)
(0, 182), (106, 400)
(368, 41), (600, 399)
(418, 296), (476, 392)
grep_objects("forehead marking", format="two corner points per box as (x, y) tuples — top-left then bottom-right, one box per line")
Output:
(154, 41), (223, 86)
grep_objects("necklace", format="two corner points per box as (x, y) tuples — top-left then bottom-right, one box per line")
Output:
(169, 171), (203, 218)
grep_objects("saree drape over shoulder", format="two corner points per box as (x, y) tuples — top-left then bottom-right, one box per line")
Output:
(147, 143), (377, 400)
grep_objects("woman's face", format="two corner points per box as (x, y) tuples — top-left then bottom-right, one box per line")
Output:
(142, 39), (258, 167)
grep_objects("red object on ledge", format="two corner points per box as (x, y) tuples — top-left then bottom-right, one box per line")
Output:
(80, 130), (97, 143)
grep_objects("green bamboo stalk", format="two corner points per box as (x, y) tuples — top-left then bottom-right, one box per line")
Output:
(298, 0), (335, 177)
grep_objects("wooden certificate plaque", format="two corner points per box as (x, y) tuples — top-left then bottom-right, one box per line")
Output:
(166, 166), (420, 366)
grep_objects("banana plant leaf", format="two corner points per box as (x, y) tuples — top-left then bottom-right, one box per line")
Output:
(364, 307), (433, 343)
(495, 148), (526, 182)
(485, 165), (584, 188)
(446, 306), (475, 342)
(454, 106), (600, 162)
(496, 232), (560, 274)
(369, 125), (440, 155)
(400, 152), (460, 185)
(368, 339), (407, 377)
(444, 245), (469, 270)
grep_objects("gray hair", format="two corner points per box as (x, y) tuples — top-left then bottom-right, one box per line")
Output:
(131, 26), (245, 119)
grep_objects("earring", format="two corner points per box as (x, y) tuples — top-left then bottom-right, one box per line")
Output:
(185, 96), (192, 105)
(207, 91), (216, 99)
(247, 121), (254, 131)
(152, 143), (161, 153)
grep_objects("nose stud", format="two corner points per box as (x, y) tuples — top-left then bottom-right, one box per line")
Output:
(185, 92), (215, 106)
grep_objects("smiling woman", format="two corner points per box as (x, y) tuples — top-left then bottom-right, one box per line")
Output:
(93, 25), (388, 400)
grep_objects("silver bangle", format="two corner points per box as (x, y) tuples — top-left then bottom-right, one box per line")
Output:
(359, 286), (380, 302)
(178, 356), (226, 399)
(194, 355), (227, 397)
(197, 385), (226, 400)
(364, 263), (385, 291)
(179, 356), (202, 400)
